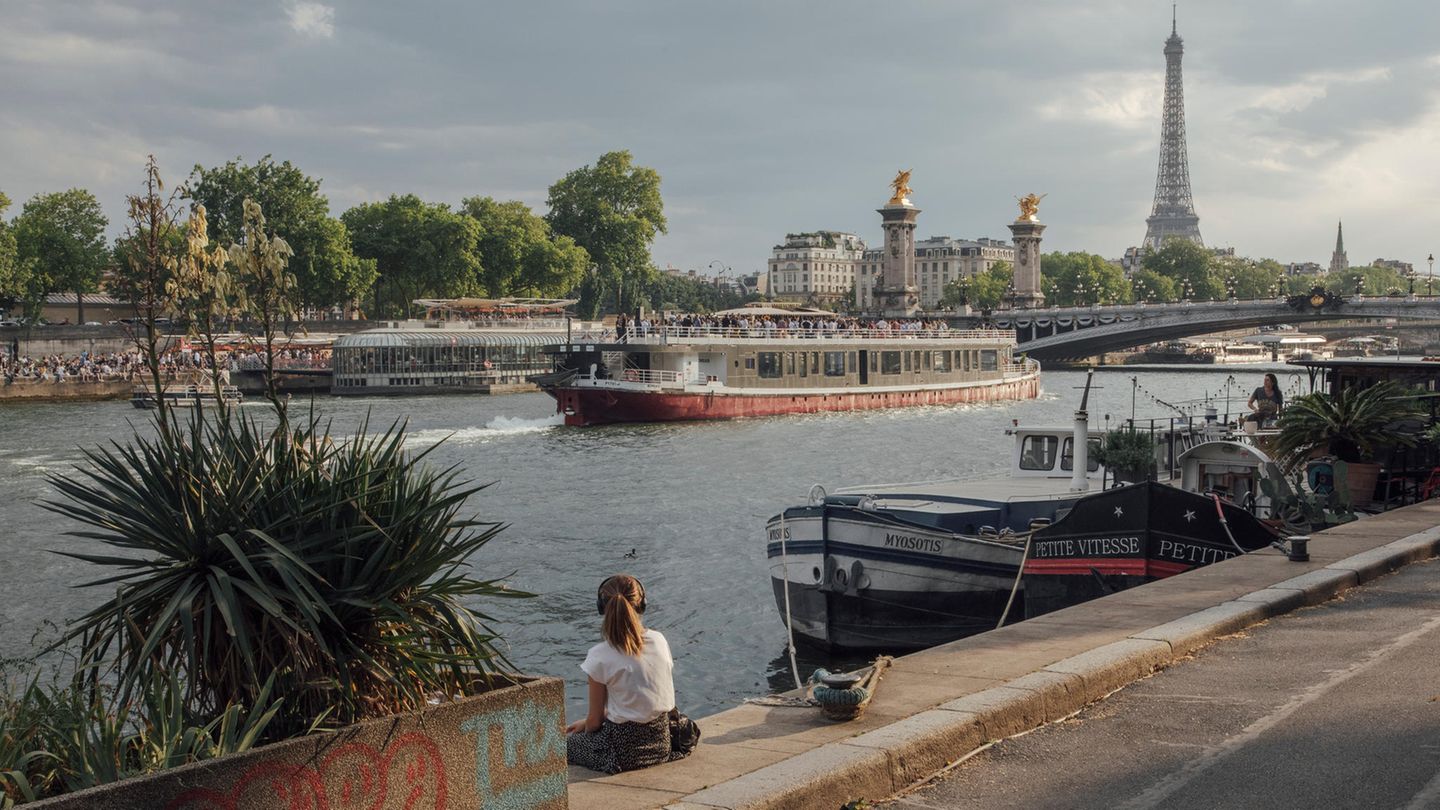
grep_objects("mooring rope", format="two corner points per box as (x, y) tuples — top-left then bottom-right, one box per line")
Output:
(995, 529), (1036, 630)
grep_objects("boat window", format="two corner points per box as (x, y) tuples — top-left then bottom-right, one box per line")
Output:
(881, 351), (902, 375)
(934, 351), (952, 372)
(922, 351), (931, 371)
(786, 353), (796, 375)
(847, 352), (857, 373)
(798, 353), (808, 377)
(824, 352), (846, 377)
(743, 356), (755, 370)
(810, 352), (820, 374)
(1020, 436), (1058, 470)
(980, 349), (998, 371)
(903, 352), (911, 372)
(870, 352), (878, 373)
(1060, 438), (1102, 472)
(758, 352), (783, 378)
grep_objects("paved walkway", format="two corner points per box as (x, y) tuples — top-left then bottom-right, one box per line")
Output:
(886, 557), (1440, 810)
(567, 501), (1440, 810)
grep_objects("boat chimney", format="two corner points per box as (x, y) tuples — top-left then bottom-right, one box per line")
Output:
(1071, 368), (1095, 493)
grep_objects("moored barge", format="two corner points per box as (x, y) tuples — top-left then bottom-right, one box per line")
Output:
(539, 322), (1040, 426)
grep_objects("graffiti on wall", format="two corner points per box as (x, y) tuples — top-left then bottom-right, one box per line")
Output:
(161, 697), (566, 809)
(166, 732), (447, 809)
(460, 698), (567, 810)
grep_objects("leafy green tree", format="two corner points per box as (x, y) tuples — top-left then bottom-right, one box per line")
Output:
(641, 271), (751, 313)
(13, 189), (109, 322)
(545, 151), (666, 316)
(1213, 256), (1286, 300)
(1140, 238), (1221, 301)
(1129, 269), (1176, 303)
(460, 196), (589, 298)
(187, 156), (374, 311)
(1040, 252), (1132, 306)
(942, 261), (1013, 311)
(0, 191), (30, 314)
(342, 195), (483, 317)
(1324, 264), (1409, 296)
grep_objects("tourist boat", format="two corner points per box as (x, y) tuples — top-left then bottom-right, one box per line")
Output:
(131, 383), (243, 409)
(538, 319), (1040, 426)
(1215, 342), (1270, 364)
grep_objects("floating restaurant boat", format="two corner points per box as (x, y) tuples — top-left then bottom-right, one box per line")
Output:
(331, 298), (602, 396)
(538, 313), (1040, 426)
(1131, 339), (1219, 364)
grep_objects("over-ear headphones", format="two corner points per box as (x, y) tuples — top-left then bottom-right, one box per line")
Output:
(596, 575), (646, 616)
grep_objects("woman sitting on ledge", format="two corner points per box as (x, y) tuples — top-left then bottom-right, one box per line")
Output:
(1245, 372), (1284, 426)
(566, 574), (689, 773)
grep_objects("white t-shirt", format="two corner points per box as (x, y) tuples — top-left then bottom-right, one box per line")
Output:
(580, 629), (675, 724)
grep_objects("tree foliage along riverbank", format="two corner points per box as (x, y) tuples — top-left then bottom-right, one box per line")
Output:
(0, 158), (533, 805)
(0, 149), (705, 320)
(940, 239), (1415, 311)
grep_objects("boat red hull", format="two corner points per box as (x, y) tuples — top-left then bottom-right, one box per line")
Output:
(547, 377), (1040, 426)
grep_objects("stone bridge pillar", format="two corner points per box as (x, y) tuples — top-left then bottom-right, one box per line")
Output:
(874, 201), (921, 318)
(1008, 215), (1045, 308)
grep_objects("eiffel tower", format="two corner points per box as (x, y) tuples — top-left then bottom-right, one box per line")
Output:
(1143, 7), (1203, 251)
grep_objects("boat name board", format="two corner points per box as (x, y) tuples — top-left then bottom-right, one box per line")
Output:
(767, 526), (792, 541)
(1031, 536), (1142, 559)
(1158, 539), (1238, 565)
(883, 532), (946, 554)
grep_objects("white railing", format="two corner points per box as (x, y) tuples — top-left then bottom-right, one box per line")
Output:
(580, 368), (703, 386)
(1002, 359), (1040, 377)
(615, 325), (1013, 343)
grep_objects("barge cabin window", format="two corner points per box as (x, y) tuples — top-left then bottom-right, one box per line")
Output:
(1060, 438), (1102, 472)
(1020, 435), (1058, 471)
(881, 351), (902, 375)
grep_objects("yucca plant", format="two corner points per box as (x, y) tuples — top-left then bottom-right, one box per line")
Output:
(43, 409), (531, 741)
(1270, 381), (1425, 467)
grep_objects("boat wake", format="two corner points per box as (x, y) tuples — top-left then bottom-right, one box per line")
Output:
(404, 414), (563, 447)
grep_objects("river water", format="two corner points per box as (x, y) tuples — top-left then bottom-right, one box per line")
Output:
(0, 364), (1304, 719)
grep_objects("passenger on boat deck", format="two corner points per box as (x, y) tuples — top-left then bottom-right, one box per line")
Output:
(1245, 373), (1283, 424)
(566, 575), (691, 774)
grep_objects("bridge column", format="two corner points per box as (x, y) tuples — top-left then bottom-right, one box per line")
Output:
(1008, 215), (1046, 308)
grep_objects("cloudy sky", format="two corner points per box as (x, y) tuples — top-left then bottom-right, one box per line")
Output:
(3, 1), (1439, 276)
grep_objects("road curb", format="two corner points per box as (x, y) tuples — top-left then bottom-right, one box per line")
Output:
(664, 522), (1440, 810)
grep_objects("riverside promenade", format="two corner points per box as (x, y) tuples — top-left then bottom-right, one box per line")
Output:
(567, 499), (1440, 809)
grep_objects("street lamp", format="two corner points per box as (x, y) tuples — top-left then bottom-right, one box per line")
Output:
(1429, 254), (1435, 296)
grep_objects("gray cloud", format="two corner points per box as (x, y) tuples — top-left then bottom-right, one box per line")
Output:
(2, 0), (1438, 276)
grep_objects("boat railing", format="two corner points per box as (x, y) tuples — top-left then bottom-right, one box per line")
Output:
(1003, 358), (1041, 377)
(581, 368), (703, 387)
(614, 325), (1014, 344)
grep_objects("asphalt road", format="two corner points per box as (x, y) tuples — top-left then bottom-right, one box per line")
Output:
(886, 558), (1440, 810)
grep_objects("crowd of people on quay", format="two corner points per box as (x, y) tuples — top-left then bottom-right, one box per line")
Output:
(614, 311), (960, 341)
(2, 345), (332, 385)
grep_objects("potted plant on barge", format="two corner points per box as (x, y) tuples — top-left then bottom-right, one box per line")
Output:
(1269, 381), (1425, 507)
(1095, 428), (1156, 486)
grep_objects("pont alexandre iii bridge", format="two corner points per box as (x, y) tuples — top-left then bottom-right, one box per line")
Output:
(957, 290), (1440, 362)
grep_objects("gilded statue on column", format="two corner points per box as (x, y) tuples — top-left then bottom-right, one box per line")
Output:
(888, 170), (913, 205)
(1016, 192), (1046, 221)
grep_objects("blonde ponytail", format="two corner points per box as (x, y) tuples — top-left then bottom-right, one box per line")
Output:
(599, 575), (646, 656)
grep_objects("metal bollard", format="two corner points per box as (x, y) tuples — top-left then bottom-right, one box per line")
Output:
(1288, 535), (1310, 562)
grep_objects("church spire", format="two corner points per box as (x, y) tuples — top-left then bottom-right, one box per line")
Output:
(1329, 220), (1349, 274)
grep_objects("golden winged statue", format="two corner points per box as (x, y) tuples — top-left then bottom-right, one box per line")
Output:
(889, 170), (913, 205)
(1016, 192), (1047, 221)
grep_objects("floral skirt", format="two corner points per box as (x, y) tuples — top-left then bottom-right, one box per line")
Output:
(567, 714), (684, 774)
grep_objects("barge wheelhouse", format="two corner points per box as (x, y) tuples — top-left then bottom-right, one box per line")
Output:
(540, 324), (1041, 426)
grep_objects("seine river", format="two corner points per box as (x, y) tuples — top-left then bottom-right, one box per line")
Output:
(0, 364), (1302, 719)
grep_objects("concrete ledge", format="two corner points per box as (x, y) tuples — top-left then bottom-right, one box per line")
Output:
(677, 742), (896, 810)
(1130, 600), (1271, 656)
(1000, 670), (1089, 722)
(1325, 545), (1423, 581)
(1270, 568), (1360, 605)
(1233, 587), (1308, 614)
(938, 687), (1045, 740)
(1041, 638), (1171, 702)
(839, 709), (986, 786)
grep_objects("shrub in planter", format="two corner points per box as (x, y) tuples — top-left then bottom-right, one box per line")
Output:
(44, 412), (531, 742)
(1095, 428), (1156, 485)
(1270, 382), (1425, 505)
